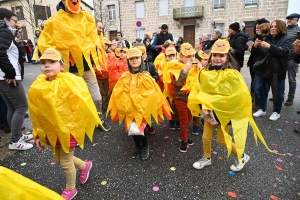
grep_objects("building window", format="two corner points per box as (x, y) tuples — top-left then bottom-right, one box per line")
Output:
(11, 6), (25, 20)
(184, 0), (195, 7)
(158, 0), (168, 16)
(20, 26), (28, 39)
(135, 1), (144, 18)
(245, 0), (258, 6)
(212, 23), (224, 34)
(136, 28), (145, 39)
(213, 0), (225, 9)
(108, 5), (116, 20)
(33, 5), (51, 20)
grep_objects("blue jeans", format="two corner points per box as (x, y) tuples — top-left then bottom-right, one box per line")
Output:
(255, 75), (283, 114)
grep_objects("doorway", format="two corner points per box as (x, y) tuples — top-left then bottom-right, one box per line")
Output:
(183, 25), (195, 47)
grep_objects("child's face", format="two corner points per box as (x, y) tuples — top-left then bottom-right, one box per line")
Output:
(40, 59), (64, 81)
(110, 44), (115, 51)
(166, 54), (176, 62)
(211, 53), (228, 66)
(200, 59), (208, 66)
(119, 50), (127, 59)
(180, 54), (194, 64)
(128, 57), (142, 71)
(105, 44), (109, 50)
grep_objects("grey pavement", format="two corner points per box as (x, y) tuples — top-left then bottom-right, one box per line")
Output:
(1, 62), (300, 199)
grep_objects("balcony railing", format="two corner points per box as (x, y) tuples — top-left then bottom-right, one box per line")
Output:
(173, 6), (204, 20)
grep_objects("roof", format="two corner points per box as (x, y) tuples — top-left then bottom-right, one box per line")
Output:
(82, 0), (94, 11)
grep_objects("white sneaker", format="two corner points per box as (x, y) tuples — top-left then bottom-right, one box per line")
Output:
(20, 134), (33, 142)
(269, 112), (280, 121)
(253, 109), (266, 117)
(9, 141), (33, 150)
(193, 157), (211, 169)
(230, 153), (250, 172)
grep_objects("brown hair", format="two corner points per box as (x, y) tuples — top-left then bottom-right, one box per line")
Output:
(258, 23), (270, 36)
(271, 20), (287, 35)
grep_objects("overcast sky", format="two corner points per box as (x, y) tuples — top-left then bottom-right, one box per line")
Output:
(84, 0), (94, 7)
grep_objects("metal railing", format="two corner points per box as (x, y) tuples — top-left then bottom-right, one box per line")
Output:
(173, 6), (204, 20)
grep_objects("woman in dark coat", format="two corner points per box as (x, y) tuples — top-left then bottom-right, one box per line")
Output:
(252, 20), (292, 121)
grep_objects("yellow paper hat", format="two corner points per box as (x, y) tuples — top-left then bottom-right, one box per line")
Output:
(40, 48), (62, 61)
(34, 28), (41, 31)
(103, 37), (112, 45)
(211, 39), (230, 54)
(127, 48), (142, 58)
(197, 50), (210, 59)
(115, 48), (121, 57)
(166, 39), (175, 45)
(180, 43), (195, 56)
(120, 47), (128, 52)
(135, 45), (146, 54)
(165, 47), (176, 56)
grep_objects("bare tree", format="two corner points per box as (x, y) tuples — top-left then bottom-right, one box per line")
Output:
(94, 0), (117, 36)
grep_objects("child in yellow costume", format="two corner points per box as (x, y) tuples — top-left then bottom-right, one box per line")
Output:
(107, 48), (172, 160)
(189, 40), (273, 171)
(28, 49), (101, 200)
(33, 0), (111, 131)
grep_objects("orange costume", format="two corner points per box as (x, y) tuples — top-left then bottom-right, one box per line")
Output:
(108, 59), (128, 93)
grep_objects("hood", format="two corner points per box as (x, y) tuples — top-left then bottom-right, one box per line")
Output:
(56, 1), (65, 11)
(127, 56), (146, 74)
(0, 20), (8, 29)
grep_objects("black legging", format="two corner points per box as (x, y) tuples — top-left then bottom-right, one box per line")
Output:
(132, 135), (148, 148)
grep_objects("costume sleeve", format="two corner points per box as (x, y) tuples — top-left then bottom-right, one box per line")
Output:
(175, 69), (188, 87)
(0, 29), (16, 79)
(151, 36), (159, 49)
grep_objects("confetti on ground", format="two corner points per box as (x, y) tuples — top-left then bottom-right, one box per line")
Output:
(229, 171), (236, 177)
(26, 131), (31, 134)
(272, 144), (278, 147)
(29, 140), (35, 143)
(292, 178), (296, 181)
(275, 166), (283, 171)
(270, 195), (279, 200)
(273, 150), (278, 153)
(170, 167), (176, 171)
(101, 181), (107, 185)
(287, 153), (292, 156)
(164, 136), (169, 140)
(276, 178), (281, 182)
(187, 145), (190, 149)
(298, 155), (300, 159)
(162, 153), (165, 157)
(152, 186), (159, 192)
(277, 158), (283, 163)
(290, 163), (294, 166)
(218, 156), (224, 160)
(294, 122), (299, 124)
(276, 128), (282, 131)
(227, 191), (237, 198)
(274, 184), (277, 187)
(20, 163), (26, 166)
(285, 120), (289, 123)
(284, 176), (287, 179)
(212, 151), (217, 155)
(50, 162), (56, 165)
(92, 143), (98, 146)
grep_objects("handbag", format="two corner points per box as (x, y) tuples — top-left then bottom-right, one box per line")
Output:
(253, 53), (270, 69)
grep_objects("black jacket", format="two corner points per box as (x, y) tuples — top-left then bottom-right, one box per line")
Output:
(144, 59), (158, 81)
(229, 31), (247, 68)
(252, 34), (291, 80)
(0, 20), (17, 79)
(294, 53), (300, 63)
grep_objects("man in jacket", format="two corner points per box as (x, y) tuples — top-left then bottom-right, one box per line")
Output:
(284, 13), (300, 106)
(151, 24), (174, 58)
(228, 22), (247, 70)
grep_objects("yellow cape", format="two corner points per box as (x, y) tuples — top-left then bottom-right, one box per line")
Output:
(0, 167), (64, 200)
(163, 60), (185, 102)
(181, 65), (200, 92)
(188, 69), (275, 162)
(154, 53), (165, 71)
(32, 10), (102, 77)
(107, 71), (172, 130)
(28, 73), (101, 153)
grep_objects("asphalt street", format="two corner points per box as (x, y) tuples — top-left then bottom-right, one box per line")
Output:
(1, 62), (300, 200)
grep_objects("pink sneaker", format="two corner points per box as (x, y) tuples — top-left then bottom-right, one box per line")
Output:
(61, 188), (77, 200)
(79, 160), (92, 184)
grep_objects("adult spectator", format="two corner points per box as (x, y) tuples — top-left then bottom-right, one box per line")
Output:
(26, 39), (34, 63)
(176, 36), (184, 52)
(151, 31), (158, 45)
(122, 36), (130, 48)
(143, 33), (151, 46)
(0, 8), (33, 150)
(228, 22), (247, 70)
(241, 22), (250, 41)
(211, 29), (222, 46)
(195, 36), (202, 51)
(201, 33), (212, 51)
(293, 39), (300, 63)
(151, 24), (174, 57)
(252, 20), (291, 121)
(114, 32), (127, 48)
(283, 13), (300, 106)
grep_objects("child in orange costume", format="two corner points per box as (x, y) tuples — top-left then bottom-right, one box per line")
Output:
(107, 48), (171, 160)
(108, 47), (128, 93)
(29, 49), (101, 200)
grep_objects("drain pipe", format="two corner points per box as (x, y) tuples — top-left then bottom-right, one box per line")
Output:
(118, 0), (121, 32)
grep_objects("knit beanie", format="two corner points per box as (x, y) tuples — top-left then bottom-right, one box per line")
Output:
(229, 22), (240, 32)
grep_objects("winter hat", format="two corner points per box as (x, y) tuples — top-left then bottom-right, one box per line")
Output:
(229, 22), (240, 32)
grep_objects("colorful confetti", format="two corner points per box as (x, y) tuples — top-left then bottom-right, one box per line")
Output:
(270, 195), (279, 200)
(277, 128), (282, 132)
(287, 153), (292, 156)
(276, 158), (283, 163)
(101, 181), (107, 185)
(29, 140), (35, 143)
(92, 143), (98, 146)
(285, 120), (289, 123)
(227, 191), (237, 198)
(50, 162), (56, 165)
(164, 136), (169, 140)
(218, 156), (224, 160)
(272, 144), (278, 147)
(290, 163), (294, 166)
(212, 151), (217, 155)
(275, 165), (283, 171)
(294, 121), (299, 124)
(20, 162), (26, 166)
(273, 150), (278, 153)
(162, 153), (165, 157)
(229, 171), (236, 177)
(152, 186), (159, 192)
(170, 167), (176, 171)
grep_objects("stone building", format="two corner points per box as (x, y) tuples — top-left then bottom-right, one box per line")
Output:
(94, 0), (298, 47)
(0, 0), (93, 42)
